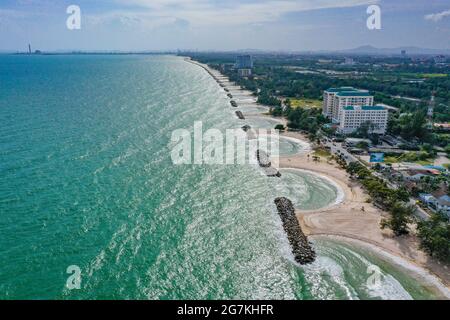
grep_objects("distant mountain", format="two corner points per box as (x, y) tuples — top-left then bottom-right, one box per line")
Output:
(340, 45), (450, 55)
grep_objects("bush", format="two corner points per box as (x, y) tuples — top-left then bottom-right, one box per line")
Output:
(417, 212), (450, 263)
(380, 203), (414, 236)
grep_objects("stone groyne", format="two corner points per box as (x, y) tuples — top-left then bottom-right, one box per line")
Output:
(257, 150), (281, 177)
(256, 149), (271, 167)
(235, 111), (245, 120)
(274, 197), (316, 265)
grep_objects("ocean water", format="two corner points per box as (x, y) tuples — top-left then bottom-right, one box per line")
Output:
(0, 55), (441, 299)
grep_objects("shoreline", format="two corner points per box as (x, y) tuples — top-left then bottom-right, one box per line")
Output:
(184, 57), (450, 296)
(311, 234), (450, 299)
(279, 167), (345, 209)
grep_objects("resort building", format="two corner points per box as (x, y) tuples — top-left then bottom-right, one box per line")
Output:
(337, 105), (388, 135)
(322, 87), (358, 118)
(332, 91), (374, 122)
(322, 87), (374, 122)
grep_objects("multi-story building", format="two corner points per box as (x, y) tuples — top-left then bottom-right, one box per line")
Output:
(322, 87), (374, 122)
(235, 55), (253, 69)
(322, 87), (358, 119)
(332, 91), (374, 122)
(338, 106), (388, 135)
(237, 68), (252, 77)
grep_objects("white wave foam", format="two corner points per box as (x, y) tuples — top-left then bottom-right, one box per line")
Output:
(281, 168), (345, 208)
(314, 235), (450, 299)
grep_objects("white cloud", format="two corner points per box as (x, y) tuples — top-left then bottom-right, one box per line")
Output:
(112, 0), (379, 27)
(85, 11), (179, 30)
(425, 9), (450, 22)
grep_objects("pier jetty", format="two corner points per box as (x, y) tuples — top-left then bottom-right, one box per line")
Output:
(274, 197), (316, 265)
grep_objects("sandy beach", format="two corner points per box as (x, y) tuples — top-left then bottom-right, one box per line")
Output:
(185, 57), (450, 297)
(278, 142), (450, 291)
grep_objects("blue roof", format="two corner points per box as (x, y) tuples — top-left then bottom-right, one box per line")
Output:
(424, 165), (447, 172)
(337, 91), (372, 97)
(343, 106), (386, 111)
(326, 87), (357, 93)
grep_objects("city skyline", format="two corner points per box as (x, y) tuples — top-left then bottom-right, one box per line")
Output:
(0, 0), (449, 52)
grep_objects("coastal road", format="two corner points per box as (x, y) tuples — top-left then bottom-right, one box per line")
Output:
(323, 140), (430, 221)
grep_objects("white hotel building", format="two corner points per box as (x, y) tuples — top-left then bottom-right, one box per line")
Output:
(322, 87), (358, 119)
(338, 106), (388, 134)
(322, 87), (387, 135)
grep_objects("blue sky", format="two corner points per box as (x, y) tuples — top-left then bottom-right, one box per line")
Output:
(0, 0), (449, 51)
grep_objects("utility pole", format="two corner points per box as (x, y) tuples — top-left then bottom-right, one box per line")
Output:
(427, 91), (435, 129)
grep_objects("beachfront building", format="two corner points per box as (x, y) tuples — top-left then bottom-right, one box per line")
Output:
(332, 91), (374, 122)
(322, 87), (374, 122)
(235, 55), (253, 69)
(437, 195), (450, 217)
(322, 87), (358, 118)
(237, 68), (252, 77)
(419, 194), (450, 217)
(337, 106), (388, 135)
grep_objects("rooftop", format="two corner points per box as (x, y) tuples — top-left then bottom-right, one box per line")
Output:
(337, 91), (372, 97)
(343, 105), (386, 111)
(438, 195), (450, 206)
(326, 87), (357, 93)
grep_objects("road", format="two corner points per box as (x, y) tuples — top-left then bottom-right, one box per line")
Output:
(322, 139), (430, 221)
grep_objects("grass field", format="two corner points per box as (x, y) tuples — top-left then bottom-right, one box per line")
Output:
(288, 98), (322, 109)
(420, 73), (448, 78)
(384, 155), (433, 166)
(314, 148), (332, 158)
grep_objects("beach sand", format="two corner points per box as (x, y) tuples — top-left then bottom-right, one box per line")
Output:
(277, 134), (450, 292)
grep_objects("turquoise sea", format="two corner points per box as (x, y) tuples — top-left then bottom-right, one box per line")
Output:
(0, 55), (441, 299)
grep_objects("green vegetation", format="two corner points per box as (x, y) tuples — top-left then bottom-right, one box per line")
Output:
(381, 203), (415, 236)
(417, 212), (450, 263)
(287, 98), (322, 109)
(257, 93), (281, 106)
(388, 111), (430, 141)
(346, 162), (410, 205)
(420, 73), (448, 78)
(188, 53), (450, 124)
(268, 105), (328, 139)
(384, 151), (434, 165)
(346, 162), (449, 262)
(314, 148), (331, 158)
(185, 52), (450, 263)
(346, 162), (412, 235)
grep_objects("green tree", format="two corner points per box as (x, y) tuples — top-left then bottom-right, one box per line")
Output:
(417, 212), (450, 262)
(380, 202), (414, 236)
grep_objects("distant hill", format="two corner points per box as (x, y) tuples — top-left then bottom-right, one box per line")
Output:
(341, 45), (450, 55)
